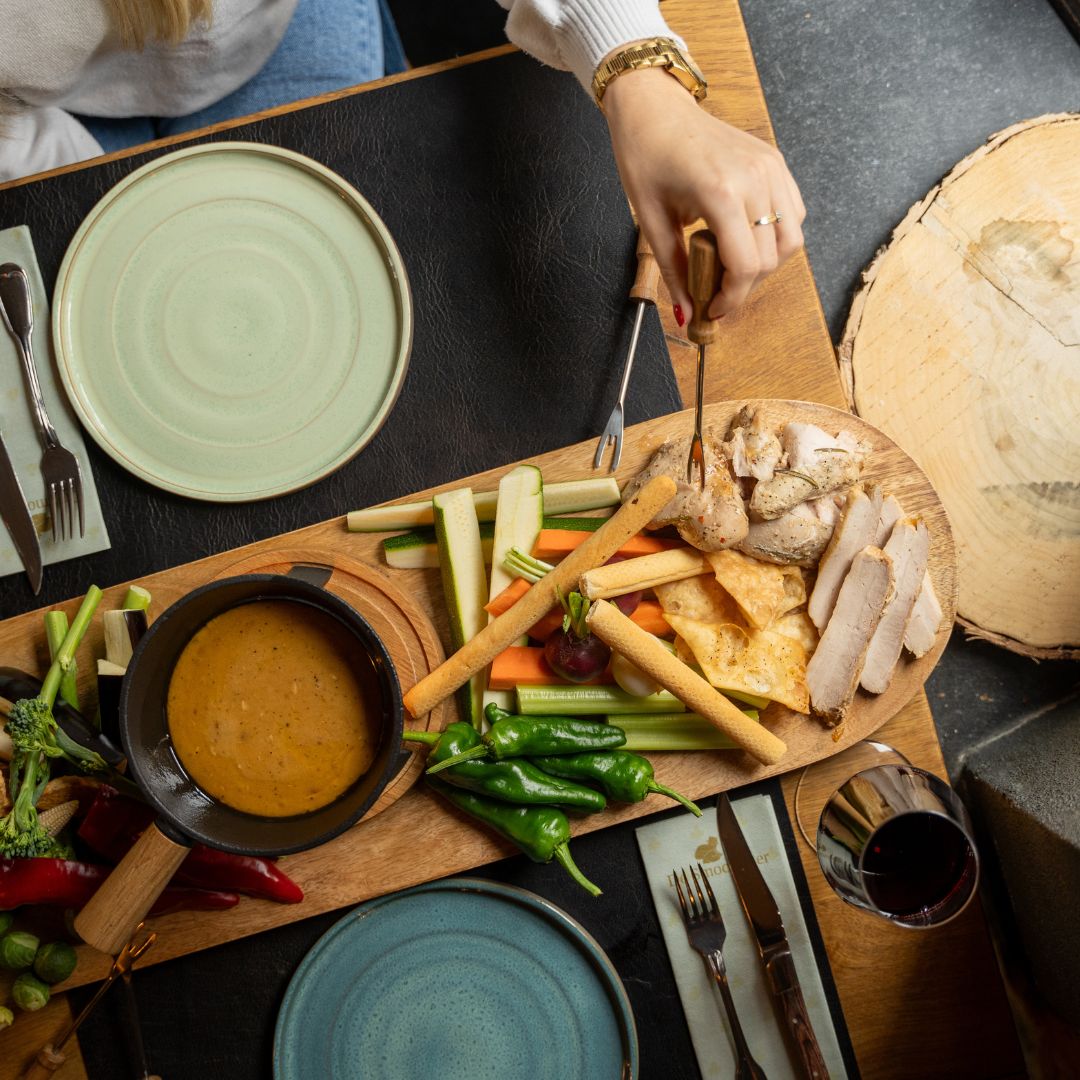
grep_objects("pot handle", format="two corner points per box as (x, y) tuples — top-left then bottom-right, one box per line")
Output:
(74, 822), (190, 955)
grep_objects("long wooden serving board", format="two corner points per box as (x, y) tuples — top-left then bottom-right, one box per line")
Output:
(0, 400), (955, 988)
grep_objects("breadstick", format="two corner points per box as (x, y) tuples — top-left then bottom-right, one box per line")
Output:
(586, 599), (787, 766)
(403, 475), (677, 718)
(580, 547), (708, 599)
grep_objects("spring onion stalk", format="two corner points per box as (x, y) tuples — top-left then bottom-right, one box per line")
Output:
(121, 585), (151, 612)
(503, 547), (555, 584)
(609, 712), (759, 751)
(43, 612), (78, 711)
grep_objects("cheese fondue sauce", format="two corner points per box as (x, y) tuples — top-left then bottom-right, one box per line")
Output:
(167, 599), (380, 817)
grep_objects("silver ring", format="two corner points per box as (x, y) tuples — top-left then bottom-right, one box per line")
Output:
(752, 212), (782, 226)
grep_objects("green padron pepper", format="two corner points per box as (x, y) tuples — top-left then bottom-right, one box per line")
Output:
(426, 777), (601, 897)
(405, 722), (606, 814)
(531, 751), (701, 816)
(425, 705), (626, 775)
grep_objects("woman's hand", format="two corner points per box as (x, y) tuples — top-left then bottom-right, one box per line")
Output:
(603, 67), (806, 324)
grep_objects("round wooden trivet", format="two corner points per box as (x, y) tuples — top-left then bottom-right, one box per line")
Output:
(214, 546), (448, 820)
(839, 113), (1080, 659)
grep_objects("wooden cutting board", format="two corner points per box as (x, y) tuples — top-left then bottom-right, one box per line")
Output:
(0, 400), (955, 989)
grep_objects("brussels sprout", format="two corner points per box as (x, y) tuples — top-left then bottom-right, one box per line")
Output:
(0, 912), (13, 937)
(12, 971), (50, 1012)
(0, 930), (39, 971)
(33, 941), (77, 985)
(0, 1005), (14, 1031)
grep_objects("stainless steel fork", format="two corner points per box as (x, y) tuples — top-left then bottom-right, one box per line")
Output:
(674, 863), (768, 1080)
(593, 229), (660, 472)
(0, 263), (84, 542)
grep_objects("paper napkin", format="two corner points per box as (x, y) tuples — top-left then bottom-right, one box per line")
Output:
(0, 225), (109, 581)
(636, 793), (850, 1079)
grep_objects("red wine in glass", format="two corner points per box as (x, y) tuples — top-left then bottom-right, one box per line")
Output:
(816, 764), (980, 928)
(861, 812), (977, 920)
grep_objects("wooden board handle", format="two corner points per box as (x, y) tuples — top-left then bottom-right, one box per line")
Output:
(629, 230), (661, 304)
(74, 822), (189, 956)
(687, 228), (722, 345)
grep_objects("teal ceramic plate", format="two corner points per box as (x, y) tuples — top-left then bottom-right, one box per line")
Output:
(53, 142), (412, 501)
(273, 878), (638, 1080)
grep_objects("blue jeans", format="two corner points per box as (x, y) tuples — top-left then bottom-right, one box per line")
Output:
(80, 0), (406, 153)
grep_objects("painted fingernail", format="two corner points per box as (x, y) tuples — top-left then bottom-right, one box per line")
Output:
(673, 304), (685, 327)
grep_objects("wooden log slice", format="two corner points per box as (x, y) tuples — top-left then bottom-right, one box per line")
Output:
(839, 113), (1080, 659)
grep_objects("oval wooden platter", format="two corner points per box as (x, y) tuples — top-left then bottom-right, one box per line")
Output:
(0, 399), (955, 987)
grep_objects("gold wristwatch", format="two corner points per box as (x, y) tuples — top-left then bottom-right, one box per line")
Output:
(592, 37), (707, 109)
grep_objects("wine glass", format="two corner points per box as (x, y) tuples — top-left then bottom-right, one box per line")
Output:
(794, 741), (980, 929)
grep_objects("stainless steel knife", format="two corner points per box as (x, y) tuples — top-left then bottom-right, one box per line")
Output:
(717, 793), (830, 1080)
(0, 428), (42, 593)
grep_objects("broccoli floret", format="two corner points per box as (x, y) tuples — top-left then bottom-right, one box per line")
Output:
(5, 698), (60, 758)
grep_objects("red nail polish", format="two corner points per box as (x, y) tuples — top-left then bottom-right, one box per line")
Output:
(673, 304), (685, 327)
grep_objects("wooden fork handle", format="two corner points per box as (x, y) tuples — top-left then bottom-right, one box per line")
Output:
(629, 229), (662, 304)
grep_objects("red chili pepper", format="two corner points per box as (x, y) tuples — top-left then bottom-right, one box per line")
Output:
(77, 787), (303, 904)
(0, 857), (239, 914)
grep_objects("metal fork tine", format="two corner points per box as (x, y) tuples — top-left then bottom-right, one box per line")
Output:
(688, 863), (706, 917)
(673, 867), (688, 917)
(64, 479), (76, 542)
(697, 862), (720, 917)
(48, 484), (59, 544)
(75, 473), (85, 538)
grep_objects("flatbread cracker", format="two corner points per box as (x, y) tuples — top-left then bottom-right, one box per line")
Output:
(771, 609), (819, 655)
(705, 550), (806, 630)
(665, 613), (810, 713)
(654, 574), (743, 624)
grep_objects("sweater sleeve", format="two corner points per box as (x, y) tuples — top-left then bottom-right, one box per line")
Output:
(496, 0), (685, 94)
(0, 105), (103, 184)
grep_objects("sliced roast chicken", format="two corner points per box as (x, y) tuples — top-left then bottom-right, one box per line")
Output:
(872, 493), (943, 658)
(807, 485), (883, 631)
(621, 435), (748, 551)
(750, 422), (871, 520)
(904, 574), (944, 658)
(736, 502), (834, 567)
(723, 406), (783, 482)
(806, 547), (895, 725)
(861, 519), (931, 693)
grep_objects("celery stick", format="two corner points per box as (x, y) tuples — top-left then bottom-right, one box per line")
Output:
(43, 611), (78, 710)
(515, 684), (685, 716)
(609, 712), (759, 751)
(121, 585), (152, 612)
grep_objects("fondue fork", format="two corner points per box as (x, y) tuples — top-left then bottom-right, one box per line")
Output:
(685, 230), (723, 491)
(593, 228), (661, 472)
(21, 924), (157, 1080)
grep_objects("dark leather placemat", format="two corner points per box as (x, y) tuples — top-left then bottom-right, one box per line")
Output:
(0, 50), (682, 618)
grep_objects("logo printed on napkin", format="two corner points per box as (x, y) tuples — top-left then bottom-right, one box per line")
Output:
(637, 794), (849, 1079)
(0, 226), (109, 580)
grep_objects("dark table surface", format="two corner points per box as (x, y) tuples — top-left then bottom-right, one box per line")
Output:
(0, 49), (847, 1080)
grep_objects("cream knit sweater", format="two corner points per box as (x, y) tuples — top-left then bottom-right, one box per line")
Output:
(0, 0), (681, 182)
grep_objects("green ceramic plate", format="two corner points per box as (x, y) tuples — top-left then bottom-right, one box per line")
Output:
(273, 878), (639, 1080)
(53, 142), (412, 501)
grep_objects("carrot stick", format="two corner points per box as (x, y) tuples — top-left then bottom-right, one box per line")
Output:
(484, 576), (531, 617)
(526, 601), (669, 642)
(488, 646), (611, 689)
(531, 530), (682, 561)
(402, 475), (677, 718)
